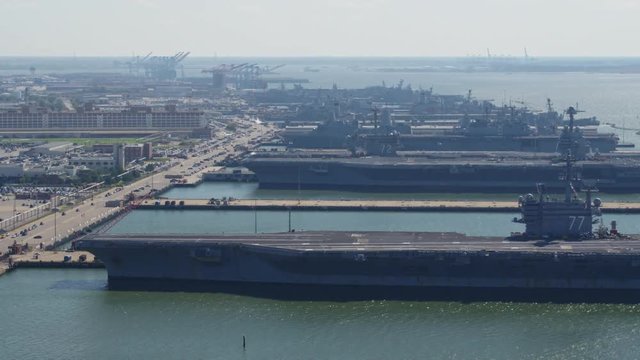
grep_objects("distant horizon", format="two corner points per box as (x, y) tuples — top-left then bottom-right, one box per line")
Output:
(3, 55), (640, 59)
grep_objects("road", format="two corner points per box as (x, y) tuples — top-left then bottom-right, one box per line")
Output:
(0, 119), (275, 257)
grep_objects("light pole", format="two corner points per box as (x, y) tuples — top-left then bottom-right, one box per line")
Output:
(254, 199), (257, 234)
(52, 191), (57, 243)
(12, 193), (16, 229)
(297, 165), (301, 206)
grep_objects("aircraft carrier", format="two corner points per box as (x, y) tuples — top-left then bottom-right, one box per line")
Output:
(75, 154), (640, 302)
(74, 230), (640, 302)
(246, 108), (640, 193)
(242, 151), (640, 193)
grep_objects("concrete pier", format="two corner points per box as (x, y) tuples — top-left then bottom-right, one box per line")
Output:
(7, 251), (103, 270)
(139, 198), (640, 213)
(142, 198), (516, 212)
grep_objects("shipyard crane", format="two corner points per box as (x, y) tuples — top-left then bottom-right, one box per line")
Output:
(261, 64), (285, 74)
(250, 64), (286, 76)
(202, 64), (230, 89)
(122, 52), (152, 75)
(233, 64), (261, 89)
(142, 51), (190, 80)
(202, 63), (248, 89)
(202, 63), (285, 90)
(174, 51), (191, 63)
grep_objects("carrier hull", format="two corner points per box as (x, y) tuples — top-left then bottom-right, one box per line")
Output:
(76, 232), (640, 302)
(243, 155), (640, 193)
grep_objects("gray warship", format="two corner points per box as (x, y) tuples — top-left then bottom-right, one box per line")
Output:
(245, 108), (640, 193)
(282, 101), (622, 153)
(76, 149), (640, 302)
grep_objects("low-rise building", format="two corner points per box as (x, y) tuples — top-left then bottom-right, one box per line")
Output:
(93, 144), (114, 154)
(143, 142), (153, 160)
(23, 142), (75, 157)
(69, 156), (115, 171)
(124, 144), (144, 163)
(191, 127), (215, 139)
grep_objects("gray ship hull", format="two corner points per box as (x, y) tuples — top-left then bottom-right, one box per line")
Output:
(400, 134), (618, 153)
(243, 156), (640, 193)
(284, 132), (619, 153)
(76, 232), (640, 302)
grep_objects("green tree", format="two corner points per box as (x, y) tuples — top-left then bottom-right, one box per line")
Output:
(77, 169), (100, 183)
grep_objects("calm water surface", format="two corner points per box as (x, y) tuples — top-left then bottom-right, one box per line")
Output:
(109, 209), (521, 236)
(3, 269), (640, 360)
(163, 182), (640, 203)
(106, 209), (640, 237)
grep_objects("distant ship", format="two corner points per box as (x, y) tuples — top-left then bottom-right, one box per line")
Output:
(245, 108), (639, 193)
(243, 151), (640, 193)
(281, 120), (359, 149)
(282, 106), (621, 153)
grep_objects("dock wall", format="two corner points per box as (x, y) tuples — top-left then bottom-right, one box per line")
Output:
(136, 199), (640, 214)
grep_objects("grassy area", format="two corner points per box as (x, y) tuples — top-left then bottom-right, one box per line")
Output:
(2, 137), (142, 146)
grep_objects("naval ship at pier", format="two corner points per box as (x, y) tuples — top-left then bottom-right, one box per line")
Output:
(281, 100), (623, 153)
(244, 108), (640, 193)
(76, 149), (640, 302)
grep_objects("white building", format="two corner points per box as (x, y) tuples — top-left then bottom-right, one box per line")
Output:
(69, 156), (115, 171)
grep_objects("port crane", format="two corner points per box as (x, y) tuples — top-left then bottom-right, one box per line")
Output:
(202, 63), (248, 89)
(127, 52), (153, 75)
(202, 63), (286, 90)
(141, 51), (191, 80)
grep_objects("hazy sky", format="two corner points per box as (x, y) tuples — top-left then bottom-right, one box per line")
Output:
(1, 0), (639, 57)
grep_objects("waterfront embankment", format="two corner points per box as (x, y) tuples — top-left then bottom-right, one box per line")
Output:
(138, 198), (640, 213)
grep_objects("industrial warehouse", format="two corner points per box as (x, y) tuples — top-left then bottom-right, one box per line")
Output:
(0, 105), (206, 130)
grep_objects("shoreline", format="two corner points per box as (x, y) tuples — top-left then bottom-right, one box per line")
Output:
(137, 198), (640, 214)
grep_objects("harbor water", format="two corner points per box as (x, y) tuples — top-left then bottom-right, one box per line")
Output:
(3, 208), (640, 359)
(109, 209), (522, 236)
(107, 208), (640, 237)
(4, 268), (640, 359)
